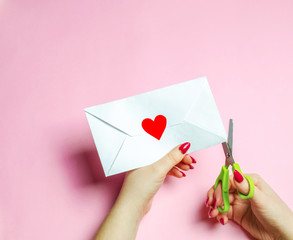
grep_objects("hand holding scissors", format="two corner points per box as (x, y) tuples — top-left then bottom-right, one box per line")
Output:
(214, 119), (255, 213)
(206, 119), (293, 239)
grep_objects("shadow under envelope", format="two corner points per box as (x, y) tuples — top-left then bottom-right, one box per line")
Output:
(59, 139), (126, 239)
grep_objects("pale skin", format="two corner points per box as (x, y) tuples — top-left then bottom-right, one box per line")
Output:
(94, 143), (293, 240)
(207, 174), (293, 240)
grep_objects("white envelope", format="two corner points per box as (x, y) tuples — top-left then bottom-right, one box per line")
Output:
(84, 77), (227, 176)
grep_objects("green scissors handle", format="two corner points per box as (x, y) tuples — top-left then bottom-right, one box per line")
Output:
(214, 163), (255, 213)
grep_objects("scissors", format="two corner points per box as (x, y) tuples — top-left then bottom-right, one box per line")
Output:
(214, 119), (255, 213)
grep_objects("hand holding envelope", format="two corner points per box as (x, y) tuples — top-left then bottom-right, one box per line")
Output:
(84, 77), (226, 177)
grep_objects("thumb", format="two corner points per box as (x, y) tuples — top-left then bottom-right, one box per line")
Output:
(153, 142), (191, 174)
(233, 169), (250, 196)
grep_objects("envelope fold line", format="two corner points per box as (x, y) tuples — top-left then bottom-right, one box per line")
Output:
(183, 119), (226, 140)
(85, 110), (132, 137)
(183, 80), (207, 119)
(107, 136), (128, 176)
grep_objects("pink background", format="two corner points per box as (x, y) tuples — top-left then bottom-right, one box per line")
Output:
(1, 1), (293, 239)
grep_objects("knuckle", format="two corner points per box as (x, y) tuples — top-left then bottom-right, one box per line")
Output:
(250, 173), (262, 185)
(151, 162), (165, 176)
(208, 187), (215, 195)
(150, 164), (163, 175)
(167, 151), (179, 165)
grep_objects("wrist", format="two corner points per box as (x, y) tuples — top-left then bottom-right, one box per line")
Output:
(96, 192), (144, 240)
(271, 211), (293, 240)
(278, 212), (293, 240)
(118, 183), (152, 216)
(115, 193), (146, 221)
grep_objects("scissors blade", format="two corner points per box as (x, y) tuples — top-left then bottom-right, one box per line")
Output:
(228, 119), (233, 156)
(222, 119), (234, 167)
(222, 142), (234, 166)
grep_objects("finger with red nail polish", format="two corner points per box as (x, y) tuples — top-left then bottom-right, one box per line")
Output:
(220, 218), (225, 225)
(209, 207), (219, 218)
(214, 182), (224, 209)
(213, 198), (217, 209)
(179, 142), (191, 154)
(179, 170), (186, 177)
(176, 162), (191, 171)
(168, 167), (185, 178)
(217, 214), (228, 226)
(208, 207), (212, 218)
(206, 186), (215, 207)
(234, 170), (244, 182)
(190, 155), (196, 163)
(182, 154), (196, 165)
(205, 197), (209, 207)
(233, 170), (250, 195)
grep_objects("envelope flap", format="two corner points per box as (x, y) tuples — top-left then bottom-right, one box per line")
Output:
(184, 80), (227, 140)
(84, 77), (208, 136)
(85, 112), (127, 175)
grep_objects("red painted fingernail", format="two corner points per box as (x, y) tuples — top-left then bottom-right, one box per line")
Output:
(179, 171), (186, 177)
(208, 207), (212, 218)
(205, 197), (209, 207)
(190, 156), (196, 163)
(179, 142), (191, 154)
(213, 199), (217, 208)
(220, 218), (224, 225)
(189, 164), (194, 169)
(234, 170), (244, 183)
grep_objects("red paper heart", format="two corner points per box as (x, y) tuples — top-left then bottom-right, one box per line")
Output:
(141, 115), (167, 140)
